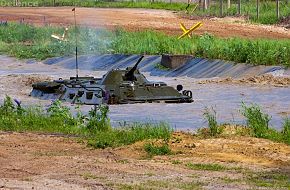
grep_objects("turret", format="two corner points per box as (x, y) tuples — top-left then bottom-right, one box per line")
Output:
(124, 55), (144, 81)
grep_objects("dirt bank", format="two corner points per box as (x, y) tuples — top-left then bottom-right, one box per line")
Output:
(197, 75), (290, 87)
(0, 7), (289, 39)
(0, 132), (289, 189)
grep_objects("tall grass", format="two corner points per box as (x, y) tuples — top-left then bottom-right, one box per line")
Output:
(3, 0), (289, 24)
(240, 103), (271, 138)
(240, 103), (290, 144)
(282, 118), (290, 144)
(88, 122), (172, 148)
(144, 142), (172, 156)
(203, 107), (221, 137)
(0, 96), (173, 148)
(0, 23), (289, 66)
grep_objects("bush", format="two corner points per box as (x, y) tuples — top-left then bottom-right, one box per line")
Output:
(144, 143), (172, 156)
(86, 105), (111, 132)
(240, 103), (271, 138)
(282, 118), (290, 144)
(203, 107), (222, 137)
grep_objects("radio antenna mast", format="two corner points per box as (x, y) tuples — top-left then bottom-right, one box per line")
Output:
(72, 6), (79, 80)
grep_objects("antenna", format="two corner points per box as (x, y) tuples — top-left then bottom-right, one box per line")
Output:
(72, 6), (79, 80)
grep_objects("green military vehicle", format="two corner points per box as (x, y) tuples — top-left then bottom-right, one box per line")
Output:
(31, 56), (193, 105)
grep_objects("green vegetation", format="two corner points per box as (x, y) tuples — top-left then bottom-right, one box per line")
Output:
(88, 123), (172, 148)
(0, 95), (289, 149)
(0, 23), (289, 66)
(241, 103), (271, 138)
(240, 103), (290, 143)
(112, 180), (203, 190)
(154, 63), (170, 71)
(0, 96), (173, 148)
(186, 163), (227, 171)
(4, 0), (289, 24)
(282, 118), (290, 144)
(247, 172), (290, 188)
(144, 142), (172, 156)
(203, 107), (222, 136)
(5, 0), (187, 11)
(197, 103), (290, 145)
(193, 1), (290, 25)
(172, 160), (182, 164)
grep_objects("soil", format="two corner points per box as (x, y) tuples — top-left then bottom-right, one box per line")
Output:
(0, 132), (289, 190)
(0, 7), (289, 39)
(197, 74), (290, 87)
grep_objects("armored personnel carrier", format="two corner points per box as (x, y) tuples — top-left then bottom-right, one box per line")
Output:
(31, 56), (193, 105)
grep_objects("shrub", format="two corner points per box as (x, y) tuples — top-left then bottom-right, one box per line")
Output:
(282, 118), (290, 144)
(240, 103), (271, 138)
(144, 143), (172, 156)
(203, 107), (221, 137)
(86, 105), (111, 132)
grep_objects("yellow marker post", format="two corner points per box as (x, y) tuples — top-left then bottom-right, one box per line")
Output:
(178, 22), (202, 39)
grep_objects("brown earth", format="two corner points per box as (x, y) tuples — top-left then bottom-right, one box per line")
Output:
(197, 74), (290, 87)
(0, 132), (289, 189)
(0, 7), (289, 39)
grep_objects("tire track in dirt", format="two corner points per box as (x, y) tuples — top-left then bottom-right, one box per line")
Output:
(0, 7), (289, 39)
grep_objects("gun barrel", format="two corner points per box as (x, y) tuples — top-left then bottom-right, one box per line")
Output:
(125, 55), (144, 80)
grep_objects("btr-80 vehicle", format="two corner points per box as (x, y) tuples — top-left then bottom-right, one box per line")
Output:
(31, 56), (193, 105)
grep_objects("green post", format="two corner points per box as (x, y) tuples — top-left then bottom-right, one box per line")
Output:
(276, 0), (280, 19)
(220, 0), (223, 17)
(238, 0), (241, 15)
(256, 0), (259, 20)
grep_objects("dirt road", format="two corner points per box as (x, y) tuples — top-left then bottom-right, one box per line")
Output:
(0, 132), (289, 189)
(0, 7), (289, 39)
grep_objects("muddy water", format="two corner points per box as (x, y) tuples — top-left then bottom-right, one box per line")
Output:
(0, 55), (289, 131)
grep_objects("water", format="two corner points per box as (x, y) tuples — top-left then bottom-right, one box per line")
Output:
(0, 55), (289, 131)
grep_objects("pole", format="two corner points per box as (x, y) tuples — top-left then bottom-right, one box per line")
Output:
(238, 0), (241, 15)
(73, 7), (79, 80)
(220, 0), (223, 17)
(256, 0), (259, 20)
(276, 0), (280, 19)
(203, 0), (207, 11)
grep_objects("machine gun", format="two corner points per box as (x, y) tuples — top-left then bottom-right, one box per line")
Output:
(124, 55), (144, 81)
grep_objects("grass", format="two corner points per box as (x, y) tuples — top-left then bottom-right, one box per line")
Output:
(88, 123), (172, 148)
(144, 142), (172, 156)
(247, 172), (290, 188)
(192, 1), (290, 25)
(0, 96), (173, 148)
(197, 103), (290, 145)
(186, 163), (227, 171)
(0, 23), (289, 66)
(4, 0), (289, 24)
(113, 180), (203, 190)
(154, 63), (170, 70)
(282, 118), (290, 144)
(203, 107), (221, 137)
(240, 103), (290, 144)
(240, 103), (271, 138)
